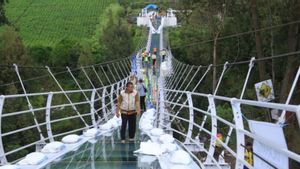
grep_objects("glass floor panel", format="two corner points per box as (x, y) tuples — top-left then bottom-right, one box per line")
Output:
(43, 129), (161, 169)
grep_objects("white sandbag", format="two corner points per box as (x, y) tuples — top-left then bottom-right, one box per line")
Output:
(83, 128), (98, 137)
(160, 62), (169, 76)
(134, 140), (163, 156)
(17, 152), (47, 165)
(160, 143), (177, 153)
(61, 134), (81, 144)
(140, 123), (153, 130)
(88, 139), (97, 144)
(170, 150), (192, 165)
(0, 165), (20, 169)
(108, 119), (119, 128)
(99, 122), (112, 130)
(146, 108), (156, 115)
(112, 115), (122, 125)
(159, 134), (175, 144)
(100, 115), (121, 130)
(140, 119), (153, 126)
(143, 113), (155, 120)
(41, 141), (65, 153)
(150, 128), (164, 136)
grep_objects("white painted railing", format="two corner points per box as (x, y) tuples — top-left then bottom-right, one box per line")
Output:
(0, 57), (132, 164)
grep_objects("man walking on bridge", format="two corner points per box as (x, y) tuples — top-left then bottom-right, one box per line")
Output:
(116, 82), (141, 143)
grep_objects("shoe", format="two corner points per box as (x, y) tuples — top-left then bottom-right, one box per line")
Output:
(129, 138), (135, 142)
(121, 140), (125, 144)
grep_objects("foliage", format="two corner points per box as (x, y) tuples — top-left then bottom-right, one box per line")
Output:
(0, 25), (29, 94)
(4, 0), (117, 46)
(51, 38), (81, 68)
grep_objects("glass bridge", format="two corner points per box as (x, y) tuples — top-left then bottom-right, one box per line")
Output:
(0, 7), (299, 169)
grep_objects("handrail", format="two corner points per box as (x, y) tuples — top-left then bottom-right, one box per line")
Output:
(158, 87), (300, 168)
(0, 73), (128, 164)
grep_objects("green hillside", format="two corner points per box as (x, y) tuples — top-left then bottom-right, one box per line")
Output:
(5, 0), (116, 46)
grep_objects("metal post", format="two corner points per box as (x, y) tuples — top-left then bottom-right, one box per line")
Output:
(102, 87), (108, 121)
(159, 89), (165, 128)
(13, 64), (45, 142)
(230, 98), (245, 169)
(224, 58), (255, 147)
(0, 96), (8, 165)
(46, 92), (54, 142)
(205, 95), (218, 163)
(184, 92), (194, 144)
(110, 84), (115, 115)
(90, 89), (97, 128)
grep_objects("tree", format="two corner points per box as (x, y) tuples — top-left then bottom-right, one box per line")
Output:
(0, 25), (29, 94)
(77, 41), (95, 67)
(207, 0), (226, 92)
(29, 46), (52, 66)
(101, 9), (132, 61)
(51, 38), (80, 68)
(279, 0), (300, 103)
(250, 0), (266, 81)
(0, 0), (9, 25)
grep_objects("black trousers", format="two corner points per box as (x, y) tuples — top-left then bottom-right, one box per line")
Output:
(152, 59), (156, 66)
(213, 146), (222, 161)
(140, 96), (146, 110)
(120, 113), (136, 140)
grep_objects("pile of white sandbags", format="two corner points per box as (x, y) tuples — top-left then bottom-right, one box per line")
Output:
(134, 140), (164, 156)
(134, 131), (179, 156)
(99, 115), (122, 130)
(136, 108), (192, 165)
(139, 108), (156, 131)
(160, 61), (170, 77)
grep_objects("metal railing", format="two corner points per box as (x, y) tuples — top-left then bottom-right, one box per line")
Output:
(157, 88), (300, 169)
(0, 57), (132, 164)
(155, 44), (300, 168)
